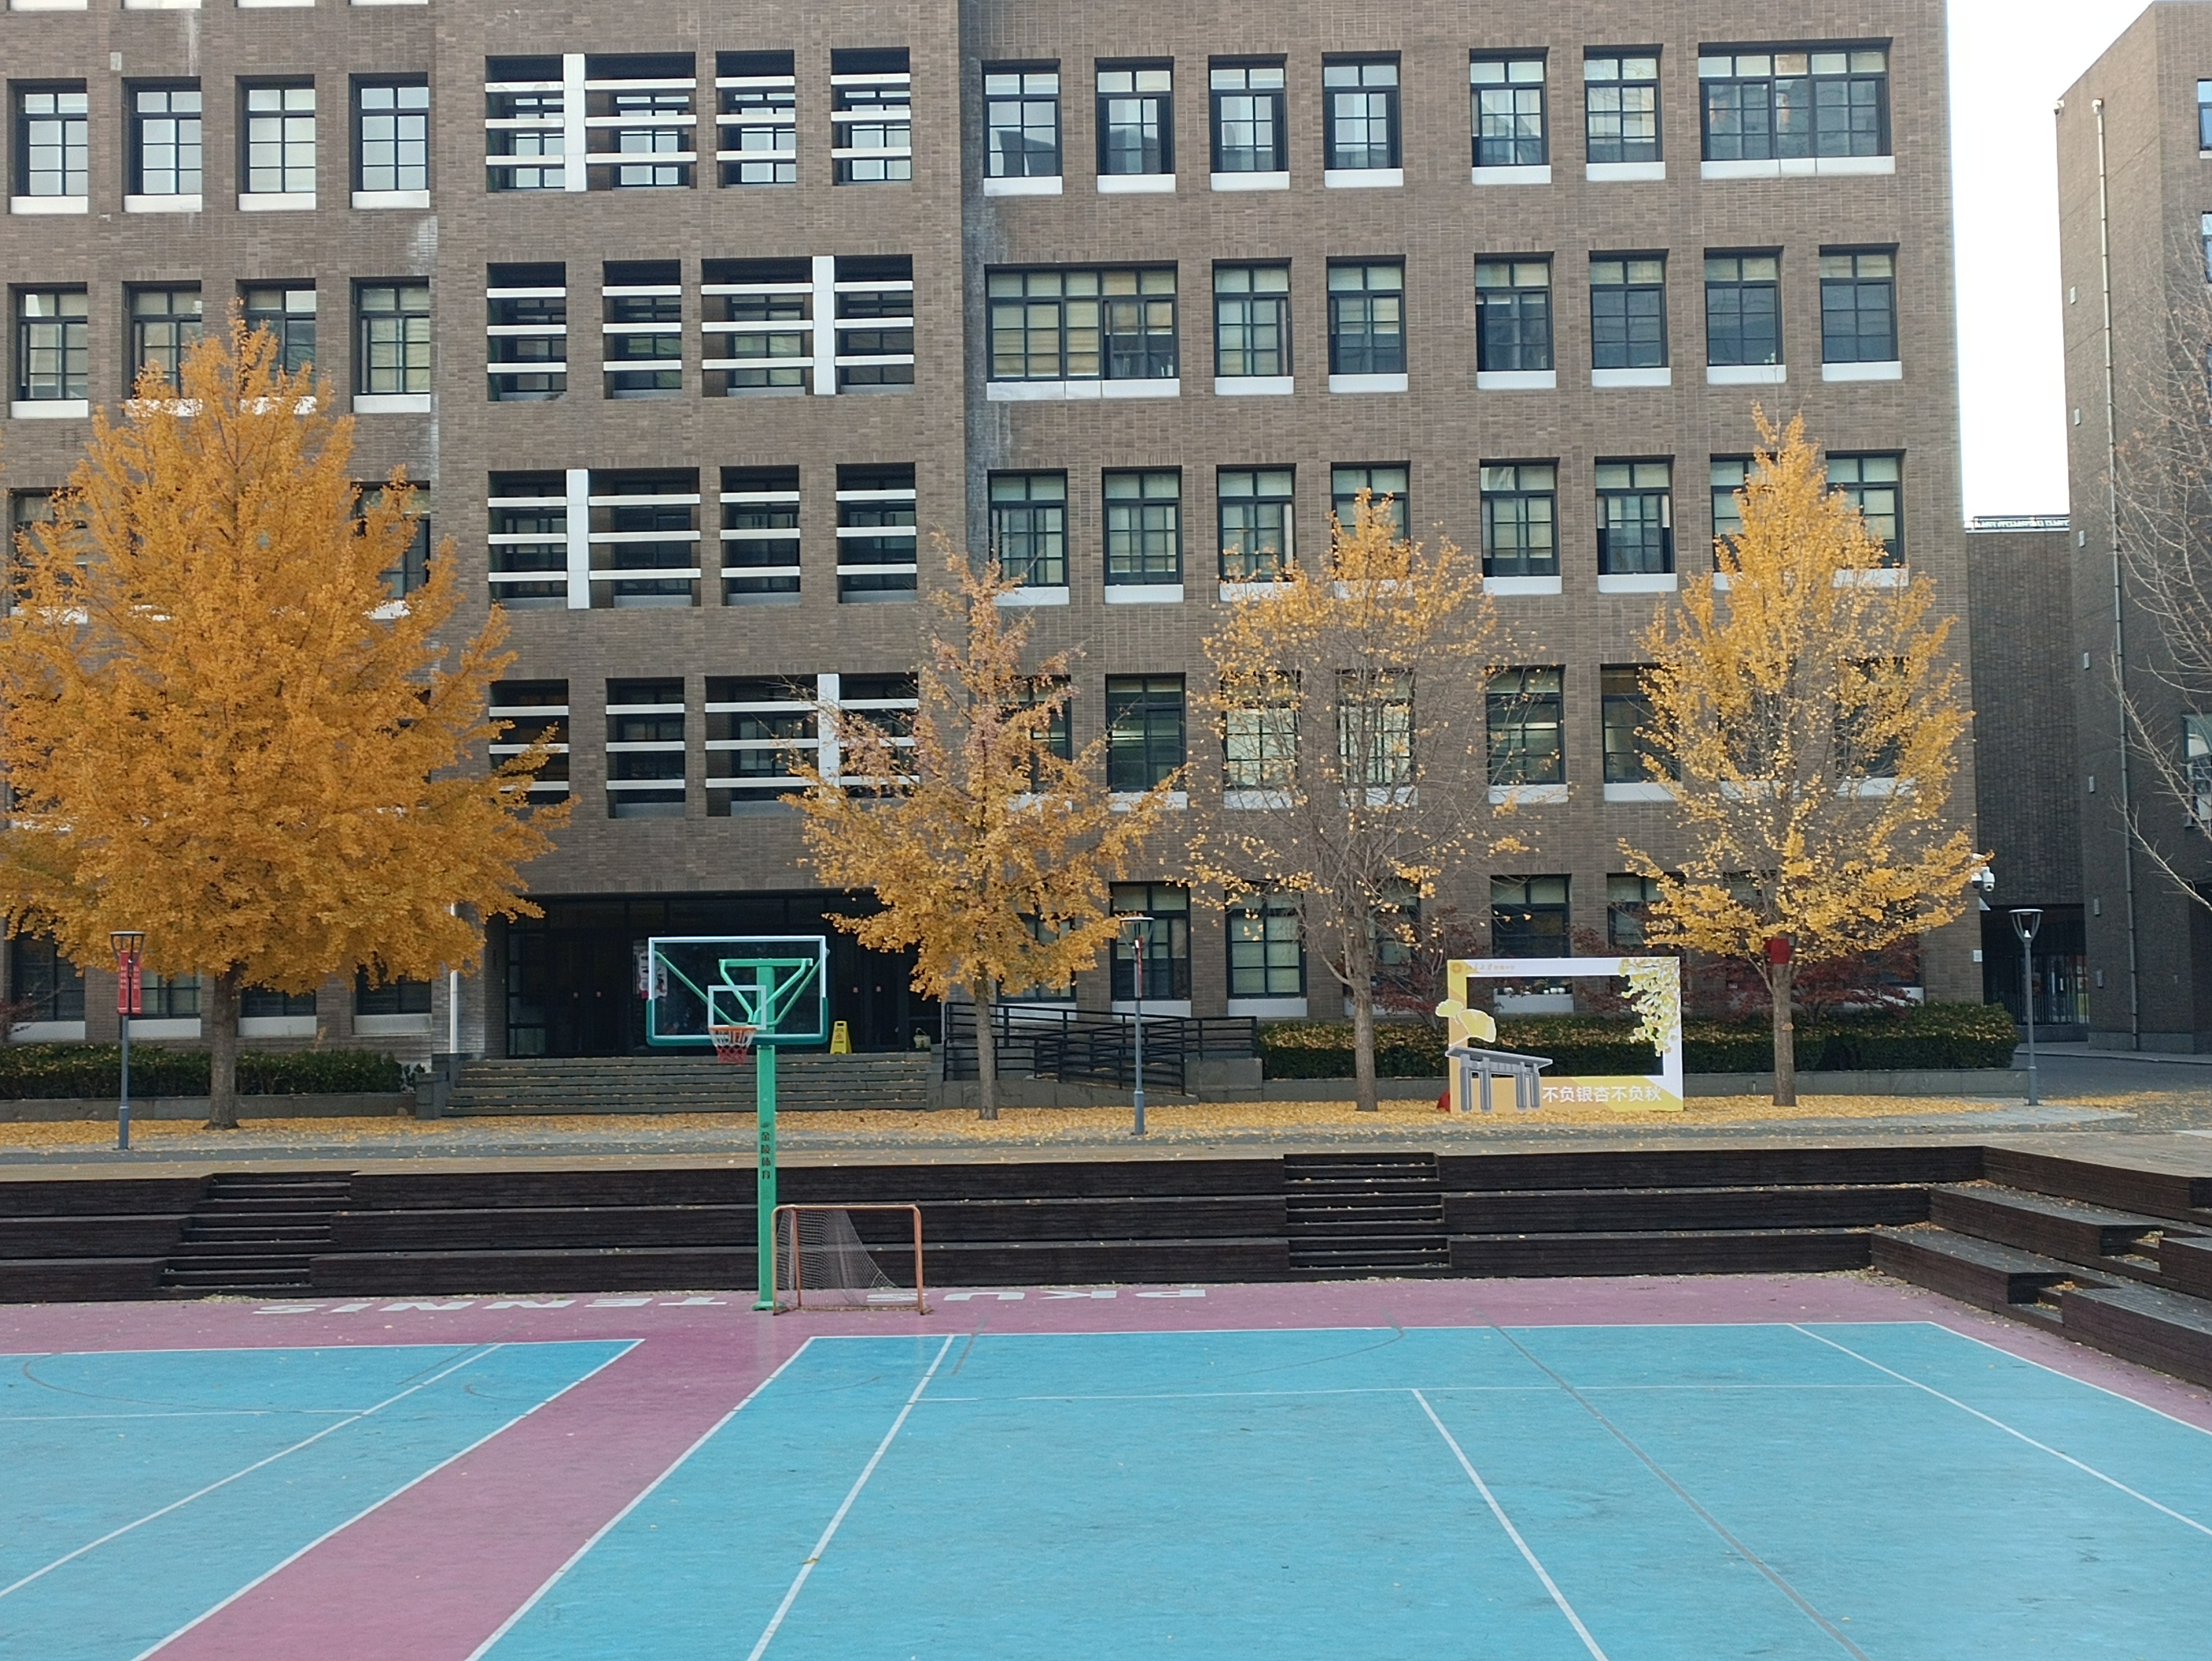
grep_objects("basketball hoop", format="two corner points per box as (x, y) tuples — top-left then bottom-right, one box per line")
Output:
(709, 1023), (757, 1064)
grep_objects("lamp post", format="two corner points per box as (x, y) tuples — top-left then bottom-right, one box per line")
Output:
(110, 931), (145, 1152)
(2010, 908), (2043, 1107)
(1119, 915), (1155, 1137)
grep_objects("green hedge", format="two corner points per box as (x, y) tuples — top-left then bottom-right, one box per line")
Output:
(0, 1045), (406, 1101)
(1260, 1002), (2020, 1080)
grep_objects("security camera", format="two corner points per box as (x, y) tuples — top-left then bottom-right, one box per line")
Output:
(1970, 866), (1996, 894)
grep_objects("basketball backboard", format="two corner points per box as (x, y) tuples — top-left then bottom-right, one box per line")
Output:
(643, 935), (829, 1048)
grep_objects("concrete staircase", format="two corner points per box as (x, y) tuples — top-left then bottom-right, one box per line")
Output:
(1283, 1152), (1451, 1278)
(444, 1052), (932, 1115)
(161, 1173), (351, 1296)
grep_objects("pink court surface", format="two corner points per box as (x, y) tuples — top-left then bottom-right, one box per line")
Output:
(8, 1273), (2212, 1661)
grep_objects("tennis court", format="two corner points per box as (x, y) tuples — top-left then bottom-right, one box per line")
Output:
(5, 1286), (2211, 1659)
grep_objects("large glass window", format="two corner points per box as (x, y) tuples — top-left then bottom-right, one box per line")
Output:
(1097, 64), (1172, 176)
(9, 934), (83, 1024)
(1110, 882), (1190, 1000)
(1471, 56), (1547, 167)
(243, 986), (319, 1019)
(1105, 470), (1182, 584)
(706, 675), (814, 810)
(1338, 670), (1413, 788)
(1218, 467), (1294, 581)
(486, 55), (566, 191)
(355, 79), (430, 193)
(989, 473), (1068, 587)
(16, 289), (88, 403)
(720, 465), (800, 606)
(244, 83), (317, 196)
(833, 254), (914, 392)
(130, 286), (203, 391)
(717, 51), (796, 186)
(1480, 464), (1557, 578)
(831, 48), (911, 184)
(1331, 465), (1408, 541)
(986, 67), (1061, 178)
(243, 284), (317, 376)
(1475, 259), (1552, 371)
(16, 88), (88, 199)
(485, 263), (564, 401)
(1596, 460), (1674, 575)
(1602, 665), (1669, 782)
(1828, 453), (1903, 564)
(701, 256), (807, 396)
(1211, 62), (1285, 174)
(1591, 257), (1667, 369)
(2201, 80), (2212, 152)
(1711, 458), (1750, 555)
(836, 463), (917, 602)
(1488, 667), (1564, 786)
(1705, 253), (1781, 366)
(1699, 48), (1888, 161)
(1327, 262), (1405, 375)
(1492, 875), (1570, 956)
(1323, 59), (1399, 169)
(131, 85), (202, 198)
(603, 261), (682, 398)
(1607, 875), (1662, 949)
(588, 54), (696, 189)
(1229, 893), (1304, 997)
(987, 267), (1177, 382)
(355, 974), (432, 1015)
(1224, 681), (1295, 791)
(1106, 676), (1186, 791)
(487, 472), (568, 608)
(589, 469), (698, 609)
(356, 282), (431, 395)
(1820, 250), (1897, 363)
(1584, 54), (1660, 163)
(1214, 265), (1290, 378)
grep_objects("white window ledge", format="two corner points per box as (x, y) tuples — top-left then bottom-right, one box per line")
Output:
(241, 1015), (318, 1039)
(238, 0), (314, 8)
(1112, 998), (1192, 1016)
(11, 196), (88, 214)
(1105, 583), (1183, 605)
(987, 378), (1180, 401)
(239, 192), (317, 211)
(353, 188), (432, 210)
(1485, 574), (1561, 596)
(1603, 781), (1675, 803)
(995, 585), (1069, 607)
(1836, 566), (1909, 587)
(1325, 167), (1403, 188)
(1215, 375), (1292, 397)
(1700, 155), (1894, 180)
(123, 0), (199, 8)
(1477, 369), (1556, 391)
(1592, 366), (1671, 388)
(130, 1018), (203, 1040)
(1227, 996), (1308, 1018)
(1097, 173), (1174, 193)
(1223, 788), (1292, 810)
(1586, 160), (1666, 182)
(984, 175), (1062, 197)
(11, 399), (89, 420)
(1598, 572), (1677, 594)
(1219, 582), (1287, 602)
(1713, 572), (1734, 591)
(1110, 792), (1187, 814)
(1472, 164), (1552, 186)
(1708, 363), (1785, 385)
(1489, 783), (1569, 806)
(1841, 777), (1906, 799)
(1212, 171), (1289, 192)
(1823, 360), (1902, 382)
(1329, 372), (1407, 395)
(126, 194), (203, 213)
(351, 0), (430, 6)
(355, 1012), (435, 1035)
(354, 393), (433, 414)
(9, 0), (88, 8)
(9, 1021), (86, 1041)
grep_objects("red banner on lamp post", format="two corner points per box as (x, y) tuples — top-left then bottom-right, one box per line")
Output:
(116, 952), (144, 1017)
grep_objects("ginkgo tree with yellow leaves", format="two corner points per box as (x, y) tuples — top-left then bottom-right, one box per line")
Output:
(1622, 413), (1984, 1106)
(0, 321), (567, 1129)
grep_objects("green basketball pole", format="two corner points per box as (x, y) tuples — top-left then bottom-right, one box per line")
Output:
(754, 966), (778, 1311)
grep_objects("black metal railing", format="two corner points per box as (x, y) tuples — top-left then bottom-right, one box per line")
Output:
(942, 1005), (1258, 1094)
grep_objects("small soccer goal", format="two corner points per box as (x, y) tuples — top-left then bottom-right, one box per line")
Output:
(771, 1204), (928, 1315)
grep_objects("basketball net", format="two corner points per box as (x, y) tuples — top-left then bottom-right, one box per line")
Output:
(709, 1023), (758, 1064)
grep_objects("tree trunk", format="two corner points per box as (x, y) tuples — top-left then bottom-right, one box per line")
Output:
(1348, 928), (1380, 1114)
(205, 966), (244, 1130)
(1770, 958), (1797, 1108)
(973, 982), (999, 1121)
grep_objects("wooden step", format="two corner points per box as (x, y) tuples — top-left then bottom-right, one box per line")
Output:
(1870, 1225), (2101, 1315)
(1929, 1184), (2165, 1265)
(2057, 1282), (2212, 1390)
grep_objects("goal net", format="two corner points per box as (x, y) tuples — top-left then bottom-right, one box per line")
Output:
(772, 1204), (928, 1314)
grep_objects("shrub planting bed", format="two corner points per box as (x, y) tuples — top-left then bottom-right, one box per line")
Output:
(0, 1045), (405, 1100)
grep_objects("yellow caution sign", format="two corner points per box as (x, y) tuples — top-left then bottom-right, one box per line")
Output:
(829, 1020), (852, 1055)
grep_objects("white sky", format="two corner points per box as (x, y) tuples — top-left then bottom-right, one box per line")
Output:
(1949, 0), (2151, 518)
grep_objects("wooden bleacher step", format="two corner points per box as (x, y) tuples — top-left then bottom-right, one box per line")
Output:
(1283, 1152), (1449, 1277)
(161, 1173), (352, 1296)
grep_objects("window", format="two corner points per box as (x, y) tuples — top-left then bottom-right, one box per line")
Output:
(1110, 883), (1191, 1000)
(607, 678), (686, 819)
(487, 55), (566, 191)
(1602, 665), (1670, 782)
(1705, 253), (1780, 366)
(720, 465), (800, 606)
(1218, 467), (1294, 581)
(487, 472), (568, 608)
(1105, 470), (1182, 584)
(837, 463), (917, 602)
(990, 473), (1068, 587)
(1323, 59), (1399, 170)
(355, 973), (432, 1016)
(1828, 453), (1903, 564)
(707, 676), (816, 812)
(1584, 55), (1660, 163)
(356, 283), (430, 397)
(243, 987), (318, 1019)
(244, 83), (317, 197)
(834, 255), (915, 391)
(718, 51), (796, 186)
(1332, 465), (1408, 541)
(1480, 464), (1557, 578)
(587, 54), (696, 189)
(1488, 667), (1563, 786)
(15, 87), (88, 199)
(355, 79), (430, 195)
(486, 263), (564, 400)
(1591, 257), (1667, 369)
(1820, 250), (1897, 363)
(987, 66), (1061, 178)
(1475, 260), (1552, 371)
(1214, 265), (1290, 379)
(236, 285), (315, 379)
(1471, 56), (1547, 168)
(1339, 669), (1413, 788)
(1211, 62), (1285, 174)
(1492, 875), (1570, 956)
(590, 468), (699, 608)
(131, 85), (202, 199)
(1327, 262), (1405, 375)
(490, 680), (571, 799)
(1596, 461), (1673, 575)
(140, 972), (202, 1021)
(2202, 81), (2212, 152)
(2190, 715), (2212, 825)
(15, 289), (87, 404)
(832, 48), (911, 184)
(1699, 48), (1888, 161)
(130, 287), (202, 391)
(987, 267), (1177, 383)
(2204, 212), (2212, 282)
(603, 261), (682, 398)
(1229, 892), (1303, 997)
(1106, 675), (1185, 790)
(1606, 875), (1661, 949)
(1711, 458), (1749, 555)
(362, 483), (431, 597)
(9, 935), (82, 1025)
(1018, 676), (1074, 766)
(1097, 64), (1172, 176)
(1223, 678), (1295, 792)
(702, 257), (807, 395)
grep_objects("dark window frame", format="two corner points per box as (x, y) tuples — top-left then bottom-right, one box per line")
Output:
(1699, 46), (1890, 163)
(1471, 54), (1548, 168)
(1819, 247), (1898, 364)
(353, 75), (431, 194)
(15, 287), (88, 403)
(1105, 675), (1186, 790)
(15, 84), (90, 199)
(1228, 890), (1304, 997)
(1480, 462), (1558, 578)
(1095, 61), (1173, 177)
(1217, 466), (1295, 582)
(988, 471), (1070, 587)
(1110, 881), (1191, 1000)
(1475, 258), (1553, 372)
(1210, 59), (1286, 174)
(1704, 251), (1781, 367)
(1591, 255), (1668, 370)
(984, 63), (1062, 179)
(986, 266), (1179, 383)
(1322, 56), (1401, 170)
(1487, 666), (1565, 786)
(1491, 875), (1571, 957)
(1583, 52), (1661, 164)
(129, 81), (204, 199)
(1595, 459), (1675, 575)
(354, 279), (432, 396)
(1326, 260), (1405, 376)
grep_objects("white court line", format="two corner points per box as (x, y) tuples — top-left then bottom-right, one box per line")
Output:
(463, 1338), (822, 1661)
(0, 1343), (505, 1603)
(1789, 1325), (2212, 1539)
(925, 1381), (1907, 1405)
(1413, 1389), (1612, 1661)
(1877, 1318), (2212, 1442)
(746, 1335), (958, 1661)
(134, 1340), (642, 1661)
(0, 1409), (366, 1423)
